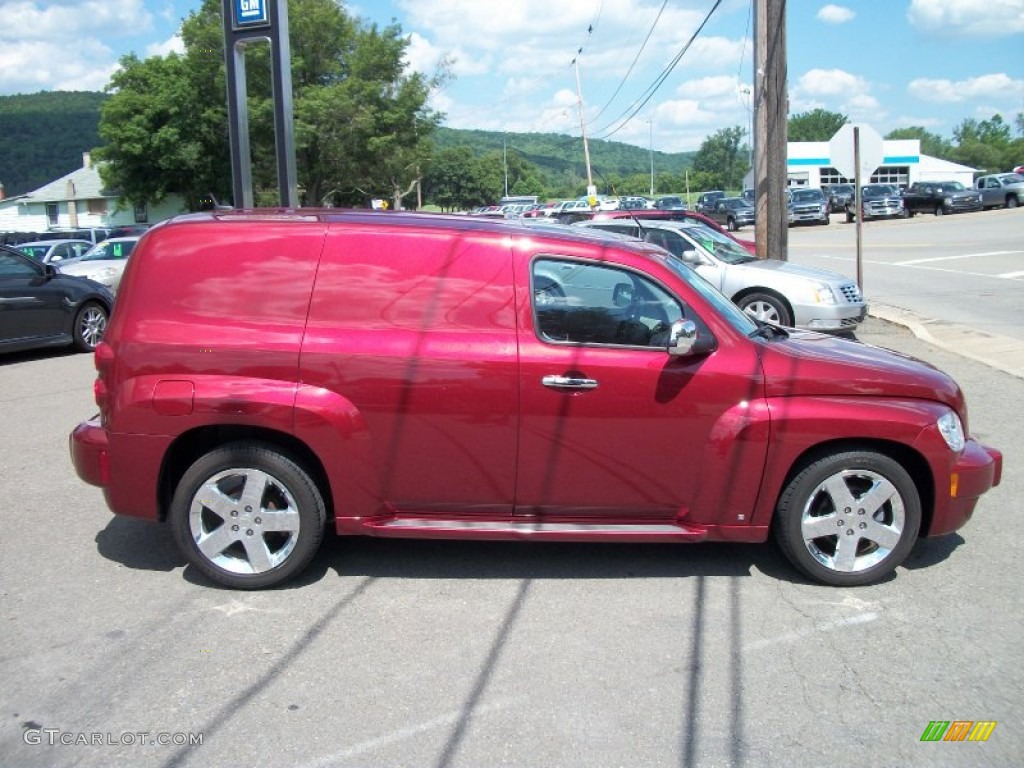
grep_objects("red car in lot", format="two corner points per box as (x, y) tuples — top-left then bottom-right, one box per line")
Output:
(70, 210), (1001, 589)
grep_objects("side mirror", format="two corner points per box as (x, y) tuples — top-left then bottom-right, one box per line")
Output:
(679, 249), (701, 265)
(666, 319), (715, 357)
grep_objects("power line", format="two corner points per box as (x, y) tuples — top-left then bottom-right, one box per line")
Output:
(586, 0), (669, 126)
(592, 0), (725, 141)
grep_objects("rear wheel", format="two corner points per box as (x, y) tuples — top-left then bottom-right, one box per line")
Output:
(737, 292), (792, 327)
(773, 451), (921, 586)
(72, 301), (108, 352)
(171, 442), (326, 589)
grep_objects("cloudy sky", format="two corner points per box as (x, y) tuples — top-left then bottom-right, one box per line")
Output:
(1, 0), (1022, 153)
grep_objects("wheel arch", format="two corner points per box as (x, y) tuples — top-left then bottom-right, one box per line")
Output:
(774, 437), (935, 537)
(157, 426), (333, 524)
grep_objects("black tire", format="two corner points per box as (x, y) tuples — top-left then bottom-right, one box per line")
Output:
(1008, 197), (1019, 209)
(845, 210), (854, 223)
(72, 301), (108, 352)
(934, 205), (944, 217)
(727, 217), (738, 232)
(737, 292), (792, 327)
(171, 442), (326, 589)
(773, 451), (921, 586)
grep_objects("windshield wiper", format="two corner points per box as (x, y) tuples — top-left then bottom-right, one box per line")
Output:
(750, 319), (789, 340)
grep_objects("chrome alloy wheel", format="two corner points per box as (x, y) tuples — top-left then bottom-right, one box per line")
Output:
(77, 304), (107, 350)
(799, 469), (905, 573)
(188, 467), (302, 575)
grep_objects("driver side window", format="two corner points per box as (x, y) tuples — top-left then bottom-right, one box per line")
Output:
(532, 258), (683, 348)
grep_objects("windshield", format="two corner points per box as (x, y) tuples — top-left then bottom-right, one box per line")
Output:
(17, 245), (49, 260)
(81, 240), (136, 262)
(676, 223), (754, 265)
(938, 182), (966, 192)
(660, 256), (758, 335)
(791, 190), (823, 202)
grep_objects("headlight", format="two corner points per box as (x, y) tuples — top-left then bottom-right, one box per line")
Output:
(89, 268), (117, 281)
(810, 284), (837, 305)
(937, 410), (965, 452)
(944, 196), (953, 205)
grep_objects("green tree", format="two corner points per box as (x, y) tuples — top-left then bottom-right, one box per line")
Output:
(421, 146), (491, 211)
(96, 0), (443, 211)
(788, 108), (847, 141)
(95, 53), (223, 211)
(950, 114), (1017, 172)
(691, 126), (746, 190)
(885, 127), (951, 160)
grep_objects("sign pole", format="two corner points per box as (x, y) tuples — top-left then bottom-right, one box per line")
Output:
(854, 126), (863, 290)
(222, 0), (298, 208)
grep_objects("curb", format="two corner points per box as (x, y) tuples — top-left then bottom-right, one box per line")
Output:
(868, 303), (1024, 380)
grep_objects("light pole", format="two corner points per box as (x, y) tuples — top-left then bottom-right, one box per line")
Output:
(648, 118), (654, 196)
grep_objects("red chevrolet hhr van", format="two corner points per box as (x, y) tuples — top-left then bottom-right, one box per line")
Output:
(70, 210), (1001, 589)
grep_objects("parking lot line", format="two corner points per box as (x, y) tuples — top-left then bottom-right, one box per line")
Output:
(895, 251), (1021, 266)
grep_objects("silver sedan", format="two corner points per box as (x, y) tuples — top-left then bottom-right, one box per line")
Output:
(574, 220), (866, 332)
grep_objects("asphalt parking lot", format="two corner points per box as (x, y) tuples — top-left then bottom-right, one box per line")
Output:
(1, 231), (1021, 767)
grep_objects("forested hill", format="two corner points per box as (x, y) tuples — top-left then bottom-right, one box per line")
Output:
(0, 91), (692, 197)
(0, 91), (108, 196)
(434, 126), (694, 178)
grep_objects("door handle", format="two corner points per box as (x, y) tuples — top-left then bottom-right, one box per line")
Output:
(542, 375), (598, 390)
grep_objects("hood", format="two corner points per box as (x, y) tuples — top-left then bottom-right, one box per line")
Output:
(59, 260), (118, 275)
(758, 329), (964, 412)
(741, 259), (854, 285)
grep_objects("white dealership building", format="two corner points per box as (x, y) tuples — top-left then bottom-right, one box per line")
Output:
(745, 139), (978, 190)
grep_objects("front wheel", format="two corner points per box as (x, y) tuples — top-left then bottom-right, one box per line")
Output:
(727, 217), (738, 232)
(773, 451), (921, 586)
(1008, 197), (1019, 209)
(934, 205), (945, 217)
(73, 301), (108, 352)
(737, 292), (792, 327)
(171, 442), (326, 589)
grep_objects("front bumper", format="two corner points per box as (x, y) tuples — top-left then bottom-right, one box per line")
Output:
(792, 302), (867, 332)
(927, 439), (1002, 537)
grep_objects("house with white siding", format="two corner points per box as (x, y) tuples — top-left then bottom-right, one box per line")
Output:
(0, 152), (186, 236)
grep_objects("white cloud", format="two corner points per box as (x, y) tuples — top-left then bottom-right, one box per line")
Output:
(0, 38), (115, 93)
(789, 68), (885, 124)
(0, 1), (155, 93)
(907, 0), (1024, 38)
(907, 73), (1024, 103)
(4, 0), (153, 40)
(146, 35), (185, 59)
(817, 5), (856, 24)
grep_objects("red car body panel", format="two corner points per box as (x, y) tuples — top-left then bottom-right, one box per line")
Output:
(70, 210), (1000, 559)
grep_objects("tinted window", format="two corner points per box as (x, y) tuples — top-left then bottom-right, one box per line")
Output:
(532, 258), (682, 348)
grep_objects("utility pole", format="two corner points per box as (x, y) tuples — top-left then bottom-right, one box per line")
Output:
(753, 0), (788, 260)
(573, 54), (596, 204)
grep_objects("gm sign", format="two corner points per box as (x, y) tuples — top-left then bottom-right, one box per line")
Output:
(233, 0), (269, 29)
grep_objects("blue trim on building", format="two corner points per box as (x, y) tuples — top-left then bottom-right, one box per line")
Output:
(883, 156), (919, 164)
(789, 158), (830, 166)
